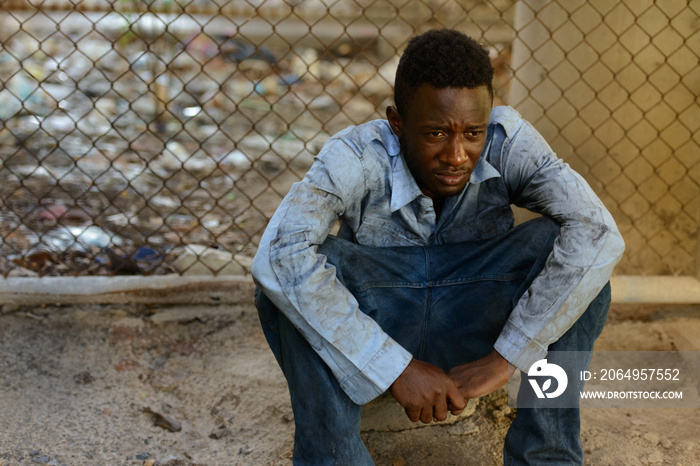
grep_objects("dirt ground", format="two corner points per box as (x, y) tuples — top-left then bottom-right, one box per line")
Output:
(1, 301), (699, 466)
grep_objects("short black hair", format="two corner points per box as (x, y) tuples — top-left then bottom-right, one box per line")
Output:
(394, 29), (494, 117)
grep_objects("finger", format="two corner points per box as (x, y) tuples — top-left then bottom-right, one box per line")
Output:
(447, 400), (465, 416)
(404, 407), (421, 423)
(446, 383), (467, 413)
(447, 396), (466, 415)
(449, 406), (465, 415)
(420, 407), (433, 424)
(433, 395), (449, 422)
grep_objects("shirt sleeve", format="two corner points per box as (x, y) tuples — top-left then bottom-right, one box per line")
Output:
(493, 121), (626, 371)
(251, 138), (413, 405)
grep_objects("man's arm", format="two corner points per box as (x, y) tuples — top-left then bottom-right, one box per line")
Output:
(491, 117), (625, 373)
(254, 138), (467, 419)
(252, 139), (415, 406)
(447, 118), (623, 399)
(447, 349), (516, 401)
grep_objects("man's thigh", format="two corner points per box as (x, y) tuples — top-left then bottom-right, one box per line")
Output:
(322, 217), (562, 371)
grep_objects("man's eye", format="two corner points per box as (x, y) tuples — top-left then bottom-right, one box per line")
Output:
(429, 131), (443, 137)
(465, 131), (483, 137)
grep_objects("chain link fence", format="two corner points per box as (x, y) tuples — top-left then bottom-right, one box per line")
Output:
(0, 0), (698, 278)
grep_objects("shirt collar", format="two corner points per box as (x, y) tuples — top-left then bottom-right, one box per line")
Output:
(469, 135), (501, 183)
(373, 122), (420, 212)
(390, 153), (424, 212)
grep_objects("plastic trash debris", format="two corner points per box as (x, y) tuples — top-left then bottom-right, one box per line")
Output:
(148, 195), (180, 209)
(73, 370), (96, 384)
(105, 212), (132, 227)
(105, 245), (164, 275)
(220, 36), (277, 64)
(220, 149), (251, 169)
(42, 225), (124, 253)
(171, 244), (252, 276)
(36, 205), (91, 224)
(158, 140), (190, 170)
(166, 214), (198, 233)
(40, 83), (74, 102)
(142, 407), (182, 432)
(41, 114), (77, 134)
(11, 225), (127, 275)
(182, 106), (201, 118)
(0, 19), (413, 278)
(37, 205), (68, 223)
(11, 251), (56, 273)
(0, 89), (25, 120)
(307, 94), (335, 110)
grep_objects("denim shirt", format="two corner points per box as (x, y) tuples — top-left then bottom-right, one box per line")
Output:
(252, 106), (625, 405)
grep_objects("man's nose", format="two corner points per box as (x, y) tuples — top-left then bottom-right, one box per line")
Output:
(441, 136), (469, 167)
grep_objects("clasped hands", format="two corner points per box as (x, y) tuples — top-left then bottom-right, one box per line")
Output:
(389, 349), (516, 424)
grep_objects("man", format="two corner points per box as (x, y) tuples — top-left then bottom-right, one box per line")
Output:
(252, 29), (624, 465)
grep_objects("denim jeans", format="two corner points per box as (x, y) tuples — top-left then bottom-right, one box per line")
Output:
(255, 218), (611, 465)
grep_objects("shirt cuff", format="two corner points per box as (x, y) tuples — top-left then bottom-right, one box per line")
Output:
(338, 337), (413, 405)
(494, 321), (548, 372)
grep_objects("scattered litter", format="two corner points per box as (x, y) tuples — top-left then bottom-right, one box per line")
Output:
(219, 150), (251, 169)
(171, 244), (252, 276)
(446, 420), (480, 436)
(73, 370), (96, 385)
(36, 205), (91, 224)
(24, 311), (47, 320)
(30, 456), (56, 465)
(103, 246), (163, 275)
(238, 445), (253, 455)
(142, 407), (182, 432)
(182, 107), (201, 118)
(155, 455), (184, 466)
(0, 19), (416, 278)
(114, 359), (140, 372)
(157, 141), (191, 171)
(209, 425), (231, 440)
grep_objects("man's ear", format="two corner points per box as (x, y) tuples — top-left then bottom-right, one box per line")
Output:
(386, 106), (402, 138)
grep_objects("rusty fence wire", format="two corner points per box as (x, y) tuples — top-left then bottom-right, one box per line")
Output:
(0, 0), (698, 278)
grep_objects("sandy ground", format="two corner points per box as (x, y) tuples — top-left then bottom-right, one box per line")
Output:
(1, 301), (699, 466)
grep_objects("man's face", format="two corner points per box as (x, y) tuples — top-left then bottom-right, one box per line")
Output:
(387, 84), (492, 202)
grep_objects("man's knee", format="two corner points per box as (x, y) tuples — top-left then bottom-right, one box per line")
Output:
(588, 281), (612, 337)
(550, 281), (611, 354)
(516, 216), (561, 248)
(255, 287), (280, 335)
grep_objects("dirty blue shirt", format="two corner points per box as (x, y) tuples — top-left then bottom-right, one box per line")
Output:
(251, 106), (625, 405)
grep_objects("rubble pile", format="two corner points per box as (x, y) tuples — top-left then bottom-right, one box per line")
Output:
(0, 21), (398, 277)
(0, 5), (513, 278)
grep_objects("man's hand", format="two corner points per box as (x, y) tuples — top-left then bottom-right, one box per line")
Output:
(447, 349), (516, 400)
(389, 358), (466, 424)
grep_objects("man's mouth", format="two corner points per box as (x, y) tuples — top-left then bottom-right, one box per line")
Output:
(435, 171), (469, 186)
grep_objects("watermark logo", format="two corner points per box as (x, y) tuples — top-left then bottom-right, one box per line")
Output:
(509, 351), (700, 408)
(527, 359), (568, 399)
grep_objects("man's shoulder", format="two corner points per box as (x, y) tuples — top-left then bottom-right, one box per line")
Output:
(311, 120), (396, 190)
(327, 119), (399, 159)
(489, 106), (526, 138)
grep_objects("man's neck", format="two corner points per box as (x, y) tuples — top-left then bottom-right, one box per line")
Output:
(433, 198), (444, 220)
